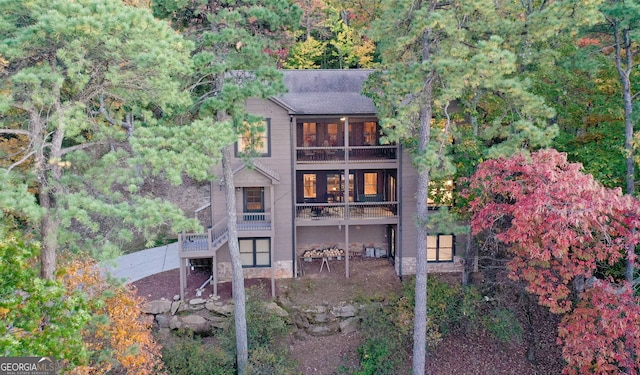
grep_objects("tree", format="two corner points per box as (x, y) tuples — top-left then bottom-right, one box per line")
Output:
(595, 0), (640, 284)
(466, 149), (640, 373)
(152, 1), (300, 373)
(60, 257), (164, 374)
(0, 0), (198, 279)
(0, 225), (89, 363)
(366, 0), (560, 372)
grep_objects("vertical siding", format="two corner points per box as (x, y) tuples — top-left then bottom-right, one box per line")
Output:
(399, 147), (419, 260)
(210, 98), (293, 265)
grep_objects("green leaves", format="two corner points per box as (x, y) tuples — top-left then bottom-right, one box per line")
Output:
(0, 229), (89, 361)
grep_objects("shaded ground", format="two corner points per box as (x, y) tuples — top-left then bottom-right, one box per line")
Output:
(132, 258), (563, 374)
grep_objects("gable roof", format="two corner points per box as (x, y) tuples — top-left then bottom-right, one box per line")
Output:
(233, 159), (281, 184)
(273, 69), (377, 116)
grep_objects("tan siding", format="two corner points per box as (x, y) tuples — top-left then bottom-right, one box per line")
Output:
(399, 147), (418, 260)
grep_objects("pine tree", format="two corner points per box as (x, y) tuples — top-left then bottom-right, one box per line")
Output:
(0, 0), (197, 279)
(365, 0), (597, 372)
(152, 1), (300, 372)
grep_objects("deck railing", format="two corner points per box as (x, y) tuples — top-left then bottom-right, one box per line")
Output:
(296, 145), (396, 163)
(295, 201), (397, 220)
(238, 211), (272, 231)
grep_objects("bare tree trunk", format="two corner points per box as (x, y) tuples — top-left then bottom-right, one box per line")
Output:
(412, 76), (434, 375)
(221, 146), (248, 374)
(38, 192), (58, 280)
(613, 23), (637, 283)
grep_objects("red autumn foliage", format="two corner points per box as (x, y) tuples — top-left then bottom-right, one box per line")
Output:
(558, 281), (640, 375)
(465, 149), (640, 374)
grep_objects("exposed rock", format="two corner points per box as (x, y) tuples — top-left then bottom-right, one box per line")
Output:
(155, 314), (170, 329)
(189, 297), (207, 305)
(181, 315), (211, 334)
(331, 302), (358, 318)
(302, 305), (327, 314)
(206, 301), (235, 316)
(339, 317), (360, 334)
(293, 312), (310, 329)
(169, 316), (182, 330)
(173, 294), (180, 301)
(142, 299), (172, 315)
(207, 315), (228, 329)
(307, 323), (339, 336)
(177, 302), (190, 313)
(314, 313), (329, 323)
(170, 301), (181, 315)
(264, 302), (289, 318)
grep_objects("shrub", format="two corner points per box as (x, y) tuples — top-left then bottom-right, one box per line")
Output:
(220, 286), (290, 354)
(354, 303), (410, 375)
(217, 286), (295, 373)
(247, 346), (298, 375)
(401, 275), (482, 338)
(161, 334), (234, 375)
(481, 307), (523, 344)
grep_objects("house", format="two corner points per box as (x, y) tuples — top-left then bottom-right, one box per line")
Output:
(178, 69), (464, 299)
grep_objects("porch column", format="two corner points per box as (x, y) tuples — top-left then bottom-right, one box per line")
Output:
(270, 185), (276, 298)
(345, 224), (350, 278)
(180, 258), (187, 300)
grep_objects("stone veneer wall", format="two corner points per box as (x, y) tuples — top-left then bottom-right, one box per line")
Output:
(214, 260), (294, 282)
(396, 256), (464, 276)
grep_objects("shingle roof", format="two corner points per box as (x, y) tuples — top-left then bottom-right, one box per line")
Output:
(274, 69), (377, 115)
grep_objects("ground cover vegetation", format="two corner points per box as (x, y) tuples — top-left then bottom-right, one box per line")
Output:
(1, 0), (640, 373)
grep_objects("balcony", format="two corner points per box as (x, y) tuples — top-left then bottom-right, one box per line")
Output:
(296, 145), (397, 164)
(295, 201), (397, 222)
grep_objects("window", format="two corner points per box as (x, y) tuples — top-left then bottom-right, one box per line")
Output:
(237, 119), (270, 157)
(427, 234), (454, 262)
(364, 121), (377, 145)
(327, 123), (339, 146)
(239, 238), (270, 267)
(303, 173), (316, 199)
(243, 187), (264, 221)
(428, 179), (454, 208)
(303, 122), (316, 146)
(364, 172), (377, 195)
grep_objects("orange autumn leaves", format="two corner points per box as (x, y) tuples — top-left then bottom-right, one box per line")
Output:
(59, 258), (163, 375)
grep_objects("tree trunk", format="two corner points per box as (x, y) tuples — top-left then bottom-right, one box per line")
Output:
(38, 190), (58, 280)
(613, 23), (636, 283)
(221, 146), (248, 374)
(412, 76), (434, 375)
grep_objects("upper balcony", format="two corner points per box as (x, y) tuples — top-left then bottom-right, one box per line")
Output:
(296, 145), (397, 164)
(296, 118), (397, 165)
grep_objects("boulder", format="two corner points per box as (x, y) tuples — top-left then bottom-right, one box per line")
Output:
(314, 312), (329, 323)
(181, 315), (211, 334)
(206, 301), (234, 316)
(264, 302), (289, 318)
(155, 314), (170, 329)
(142, 299), (172, 315)
(307, 323), (339, 337)
(189, 297), (207, 306)
(169, 316), (182, 330)
(170, 301), (181, 315)
(339, 317), (360, 334)
(331, 302), (358, 318)
(293, 312), (309, 329)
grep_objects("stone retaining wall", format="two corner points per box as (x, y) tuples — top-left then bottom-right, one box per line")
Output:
(142, 296), (365, 337)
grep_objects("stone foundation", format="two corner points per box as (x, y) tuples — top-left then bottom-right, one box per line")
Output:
(397, 256), (464, 276)
(214, 260), (294, 282)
